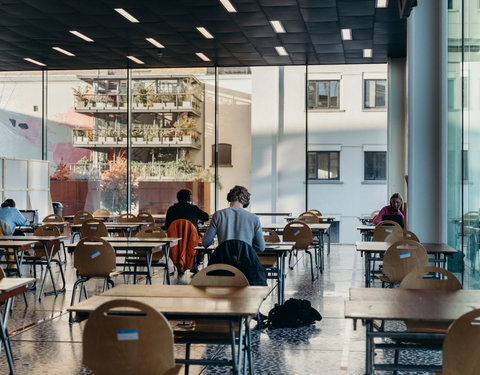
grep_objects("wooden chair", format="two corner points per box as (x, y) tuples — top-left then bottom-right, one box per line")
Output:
(128, 226), (169, 284)
(262, 228), (280, 243)
(283, 221), (316, 280)
(373, 220), (403, 242)
(43, 214), (63, 223)
(23, 224), (66, 301)
(83, 299), (182, 375)
(308, 209), (322, 216)
(72, 211), (93, 242)
(177, 264), (249, 374)
(92, 208), (110, 221)
(385, 229), (420, 243)
(377, 240), (428, 285)
(137, 212), (155, 225)
(80, 219), (108, 238)
(70, 237), (120, 323)
(297, 212), (320, 224)
(118, 213), (138, 222)
(259, 229), (279, 279)
(370, 210), (380, 220)
(439, 309), (480, 375)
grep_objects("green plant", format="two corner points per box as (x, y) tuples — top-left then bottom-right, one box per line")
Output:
(106, 127), (117, 137)
(73, 128), (84, 137)
(131, 125), (144, 138)
(72, 86), (89, 105)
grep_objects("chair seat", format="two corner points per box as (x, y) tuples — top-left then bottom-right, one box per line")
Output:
(258, 255), (277, 268)
(377, 275), (391, 283)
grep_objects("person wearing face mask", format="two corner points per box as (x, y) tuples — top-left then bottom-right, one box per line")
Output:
(202, 185), (265, 253)
(372, 192), (405, 225)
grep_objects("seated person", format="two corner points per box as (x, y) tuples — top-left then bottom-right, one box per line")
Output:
(0, 199), (29, 235)
(372, 192), (405, 226)
(164, 189), (209, 235)
(202, 185), (265, 253)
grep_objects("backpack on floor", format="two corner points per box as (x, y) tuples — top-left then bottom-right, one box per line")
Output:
(266, 298), (322, 329)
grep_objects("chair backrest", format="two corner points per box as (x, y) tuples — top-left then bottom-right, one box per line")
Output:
(81, 219), (108, 239)
(137, 212), (155, 225)
(34, 224), (61, 257)
(297, 213), (320, 224)
(262, 228), (280, 243)
(43, 213), (63, 222)
(442, 309), (480, 375)
(83, 299), (176, 375)
(384, 229), (420, 243)
(369, 210), (380, 220)
(282, 221), (313, 249)
(308, 209), (322, 216)
(373, 220), (403, 241)
(191, 264), (249, 286)
(73, 211), (93, 225)
(0, 266), (5, 280)
(118, 213), (138, 223)
(93, 208), (110, 219)
(136, 226), (167, 238)
(400, 266), (462, 290)
(382, 240), (429, 283)
(73, 237), (116, 277)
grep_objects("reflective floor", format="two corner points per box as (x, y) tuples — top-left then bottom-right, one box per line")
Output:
(0, 244), (440, 374)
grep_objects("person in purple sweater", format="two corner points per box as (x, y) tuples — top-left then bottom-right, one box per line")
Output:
(373, 192), (405, 225)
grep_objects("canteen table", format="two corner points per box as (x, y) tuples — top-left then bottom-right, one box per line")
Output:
(355, 241), (457, 287)
(68, 284), (269, 375)
(345, 287), (480, 374)
(357, 224), (375, 241)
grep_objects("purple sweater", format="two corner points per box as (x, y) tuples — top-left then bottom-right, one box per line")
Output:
(372, 205), (404, 225)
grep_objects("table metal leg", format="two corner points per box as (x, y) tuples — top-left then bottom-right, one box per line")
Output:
(0, 299), (15, 374)
(365, 320), (374, 375)
(365, 252), (370, 288)
(229, 319), (238, 374)
(164, 246), (171, 285)
(277, 252), (286, 305)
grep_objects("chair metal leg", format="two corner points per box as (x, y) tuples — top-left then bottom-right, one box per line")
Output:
(185, 343), (190, 375)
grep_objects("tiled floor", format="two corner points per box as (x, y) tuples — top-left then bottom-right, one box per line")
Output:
(0, 244), (440, 374)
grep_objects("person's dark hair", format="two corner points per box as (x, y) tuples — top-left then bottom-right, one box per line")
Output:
(1, 199), (15, 208)
(177, 189), (192, 203)
(226, 185), (251, 208)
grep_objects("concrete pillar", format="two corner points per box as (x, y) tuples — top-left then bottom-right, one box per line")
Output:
(407, 0), (447, 242)
(387, 58), (406, 199)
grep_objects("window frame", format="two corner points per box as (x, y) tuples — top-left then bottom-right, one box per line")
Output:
(364, 151), (387, 181)
(363, 79), (387, 110)
(307, 151), (340, 181)
(307, 80), (340, 110)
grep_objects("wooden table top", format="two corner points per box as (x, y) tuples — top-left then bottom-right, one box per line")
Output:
(355, 241), (457, 254)
(100, 236), (180, 244)
(254, 212), (292, 216)
(356, 225), (375, 231)
(40, 221), (69, 226)
(0, 235), (67, 241)
(65, 241), (168, 250)
(0, 277), (35, 292)
(263, 222), (331, 230)
(70, 222), (147, 228)
(345, 288), (480, 322)
(0, 240), (38, 248)
(284, 215), (336, 221)
(68, 285), (269, 317)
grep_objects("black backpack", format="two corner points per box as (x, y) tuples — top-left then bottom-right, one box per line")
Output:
(266, 298), (322, 329)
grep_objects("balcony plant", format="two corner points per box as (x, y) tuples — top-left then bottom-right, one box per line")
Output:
(105, 127), (117, 143)
(131, 125), (146, 144)
(72, 86), (90, 108)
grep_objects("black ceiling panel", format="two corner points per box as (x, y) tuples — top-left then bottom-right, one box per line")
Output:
(0, 0), (406, 71)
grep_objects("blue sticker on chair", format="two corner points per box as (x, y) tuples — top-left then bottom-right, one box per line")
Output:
(117, 329), (139, 341)
(399, 251), (410, 259)
(293, 230), (300, 236)
(386, 228), (393, 232)
(90, 225), (97, 229)
(80, 216), (85, 219)
(90, 250), (101, 259)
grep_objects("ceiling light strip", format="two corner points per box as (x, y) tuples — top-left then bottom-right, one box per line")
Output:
(275, 46), (288, 56)
(376, 0), (388, 8)
(127, 56), (145, 64)
(24, 58), (46, 67)
(363, 49), (372, 58)
(52, 47), (75, 56)
(196, 27), (214, 39)
(196, 52), (210, 61)
(219, 0), (237, 13)
(69, 30), (94, 42)
(146, 38), (165, 48)
(115, 8), (140, 23)
(341, 28), (352, 41)
(270, 21), (286, 33)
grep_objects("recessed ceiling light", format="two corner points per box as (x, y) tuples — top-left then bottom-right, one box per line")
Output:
(196, 27), (214, 39)
(127, 56), (144, 64)
(24, 58), (46, 67)
(270, 20), (286, 33)
(341, 29), (352, 40)
(115, 8), (139, 23)
(52, 47), (75, 57)
(196, 52), (210, 62)
(363, 49), (372, 58)
(146, 38), (165, 49)
(69, 30), (94, 42)
(275, 46), (288, 56)
(219, 0), (237, 13)
(376, 0), (388, 8)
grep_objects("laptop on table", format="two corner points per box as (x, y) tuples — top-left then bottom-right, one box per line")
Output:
(381, 214), (404, 228)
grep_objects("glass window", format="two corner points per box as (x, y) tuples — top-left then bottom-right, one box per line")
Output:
(211, 143), (232, 167)
(308, 80), (339, 109)
(364, 79), (386, 109)
(307, 151), (339, 180)
(364, 151), (386, 181)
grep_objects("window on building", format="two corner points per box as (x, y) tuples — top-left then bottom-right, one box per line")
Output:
(211, 143), (232, 167)
(308, 151), (339, 180)
(307, 80), (339, 109)
(364, 151), (386, 181)
(364, 80), (386, 109)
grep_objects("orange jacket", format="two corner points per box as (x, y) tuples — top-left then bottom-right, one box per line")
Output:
(167, 219), (201, 273)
